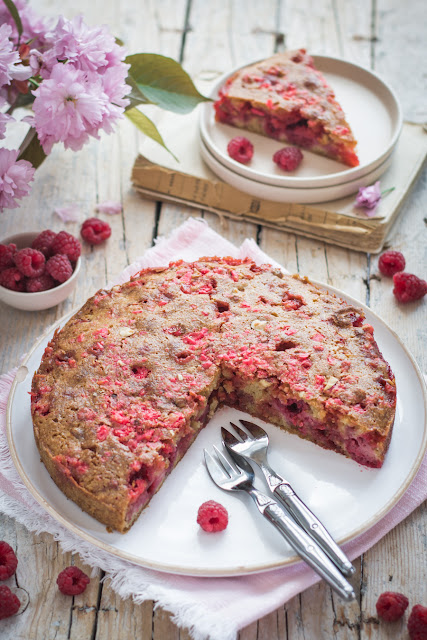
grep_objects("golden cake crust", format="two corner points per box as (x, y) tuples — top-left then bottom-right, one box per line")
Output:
(31, 258), (395, 532)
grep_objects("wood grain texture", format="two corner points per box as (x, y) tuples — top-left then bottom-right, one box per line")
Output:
(0, 0), (426, 639)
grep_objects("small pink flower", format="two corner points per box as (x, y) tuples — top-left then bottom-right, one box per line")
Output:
(95, 200), (122, 215)
(355, 181), (394, 217)
(0, 148), (35, 211)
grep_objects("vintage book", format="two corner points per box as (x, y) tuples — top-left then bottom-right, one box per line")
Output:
(131, 108), (427, 253)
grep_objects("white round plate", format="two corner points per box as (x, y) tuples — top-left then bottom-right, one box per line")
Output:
(200, 136), (394, 203)
(200, 55), (402, 190)
(7, 285), (426, 577)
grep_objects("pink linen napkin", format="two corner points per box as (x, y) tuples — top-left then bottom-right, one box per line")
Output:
(1, 218), (426, 640)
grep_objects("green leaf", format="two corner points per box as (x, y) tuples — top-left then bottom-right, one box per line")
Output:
(124, 75), (150, 111)
(3, 0), (23, 36)
(17, 128), (47, 169)
(125, 53), (210, 114)
(125, 107), (178, 161)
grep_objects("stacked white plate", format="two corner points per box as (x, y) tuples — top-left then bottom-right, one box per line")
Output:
(199, 56), (402, 204)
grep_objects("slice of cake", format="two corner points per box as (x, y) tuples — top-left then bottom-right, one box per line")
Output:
(214, 49), (359, 167)
(31, 258), (395, 532)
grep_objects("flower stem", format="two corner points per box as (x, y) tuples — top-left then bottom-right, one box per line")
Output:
(381, 187), (395, 197)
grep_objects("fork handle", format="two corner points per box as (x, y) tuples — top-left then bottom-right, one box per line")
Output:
(274, 483), (355, 577)
(261, 499), (355, 602)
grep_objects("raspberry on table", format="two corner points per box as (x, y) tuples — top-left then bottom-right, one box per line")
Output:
(31, 230), (57, 258)
(197, 500), (228, 532)
(13, 248), (45, 278)
(408, 604), (427, 640)
(0, 541), (18, 581)
(393, 272), (427, 303)
(51, 230), (81, 262)
(227, 136), (254, 164)
(0, 243), (17, 271)
(46, 254), (73, 283)
(80, 218), (111, 245)
(56, 566), (90, 595)
(273, 146), (303, 171)
(0, 585), (20, 620)
(376, 591), (409, 622)
(0, 267), (26, 291)
(378, 250), (406, 277)
(26, 273), (56, 293)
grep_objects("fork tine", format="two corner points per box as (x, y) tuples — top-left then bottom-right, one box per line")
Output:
(229, 422), (252, 442)
(240, 419), (268, 439)
(213, 445), (242, 478)
(203, 449), (229, 484)
(221, 426), (241, 447)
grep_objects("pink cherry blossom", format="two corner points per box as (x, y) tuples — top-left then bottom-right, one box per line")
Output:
(41, 15), (126, 76)
(1, 0), (51, 49)
(0, 148), (35, 211)
(0, 23), (32, 88)
(32, 63), (110, 154)
(355, 181), (382, 215)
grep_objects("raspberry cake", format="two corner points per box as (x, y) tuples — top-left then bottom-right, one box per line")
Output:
(31, 258), (395, 532)
(214, 49), (359, 167)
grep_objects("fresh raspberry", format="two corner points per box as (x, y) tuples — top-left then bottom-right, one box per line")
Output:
(408, 604), (427, 640)
(56, 566), (90, 595)
(227, 136), (254, 164)
(45, 254), (73, 283)
(51, 231), (81, 262)
(0, 541), (18, 580)
(393, 272), (427, 304)
(376, 591), (409, 622)
(80, 218), (111, 245)
(26, 273), (56, 293)
(0, 267), (26, 291)
(273, 146), (303, 171)
(31, 230), (57, 258)
(0, 243), (17, 270)
(378, 250), (406, 277)
(0, 585), (20, 620)
(13, 248), (45, 277)
(197, 500), (228, 532)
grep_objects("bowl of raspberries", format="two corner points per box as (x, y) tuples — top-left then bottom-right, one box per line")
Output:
(0, 229), (81, 311)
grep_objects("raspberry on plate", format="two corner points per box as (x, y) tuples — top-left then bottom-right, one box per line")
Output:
(197, 500), (228, 532)
(0, 585), (20, 620)
(56, 566), (90, 595)
(26, 273), (56, 293)
(0, 267), (26, 291)
(408, 604), (427, 640)
(0, 243), (17, 271)
(81, 218), (112, 245)
(227, 136), (254, 164)
(393, 272), (427, 303)
(46, 254), (73, 283)
(31, 230), (57, 258)
(13, 248), (45, 278)
(0, 541), (18, 580)
(378, 250), (406, 277)
(51, 230), (81, 262)
(273, 146), (303, 172)
(376, 591), (409, 622)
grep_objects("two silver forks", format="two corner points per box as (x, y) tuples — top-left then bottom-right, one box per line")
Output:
(204, 419), (356, 601)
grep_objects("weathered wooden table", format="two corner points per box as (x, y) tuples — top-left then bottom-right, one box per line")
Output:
(1, 0), (426, 638)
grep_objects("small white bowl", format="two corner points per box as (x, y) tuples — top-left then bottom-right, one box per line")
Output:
(0, 231), (81, 311)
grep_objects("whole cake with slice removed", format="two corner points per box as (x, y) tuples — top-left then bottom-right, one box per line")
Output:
(214, 49), (359, 167)
(31, 258), (395, 533)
